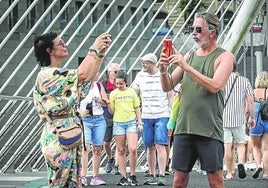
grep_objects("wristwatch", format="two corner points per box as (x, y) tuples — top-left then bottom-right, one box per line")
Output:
(88, 46), (105, 58)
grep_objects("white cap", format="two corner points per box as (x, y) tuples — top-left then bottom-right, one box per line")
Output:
(139, 53), (158, 64)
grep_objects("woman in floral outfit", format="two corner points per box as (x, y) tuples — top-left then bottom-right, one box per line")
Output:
(33, 32), (111, 187)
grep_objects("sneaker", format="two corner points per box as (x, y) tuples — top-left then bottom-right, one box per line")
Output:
(112, 165), (120, 175)
(105, 158), (115, 173)
(144, 172), (151, 177)
(90, 176), (106, 185)
(117, 176), (128, 186)
(128, 175), (139, 186)
(158, 175), (166, 186)
(81, 176), (88, 186)
(144, 175), (157, 185)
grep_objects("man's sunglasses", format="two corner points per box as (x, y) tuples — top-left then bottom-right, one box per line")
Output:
(189, 26), (203, 34)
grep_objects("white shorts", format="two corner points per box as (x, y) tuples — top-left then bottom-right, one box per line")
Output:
(223, 125), (248, 144)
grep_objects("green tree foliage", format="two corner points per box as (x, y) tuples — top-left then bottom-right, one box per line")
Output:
(179, 0), (206, 23)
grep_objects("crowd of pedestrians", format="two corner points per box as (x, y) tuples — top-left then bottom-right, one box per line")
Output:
(33, 11), (268, 188)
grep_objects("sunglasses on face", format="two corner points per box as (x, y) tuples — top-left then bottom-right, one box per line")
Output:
(55, 40), (66, 47)
(190, 26), (203, 33)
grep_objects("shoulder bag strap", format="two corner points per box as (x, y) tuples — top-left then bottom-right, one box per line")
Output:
(77, 82), (88, 152)
(35, 100), (52, 123)
(224, 74), (239, 108)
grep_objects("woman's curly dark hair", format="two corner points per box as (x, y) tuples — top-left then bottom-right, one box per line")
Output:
(34, 32), (58, 67)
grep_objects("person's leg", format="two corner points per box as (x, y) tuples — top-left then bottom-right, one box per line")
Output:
(142, 119), (156, 176)
(250, 121), (264, 178)
(262, 133), (268, 177)
(91, 116), (106, 179)
(103, 140), (112, 159)
(233, 125), (248, 179)
(251, 135), (263, 177)
(224, 142), (233, 179)
(223, 127), (234, 179)
(206, 170), (224, 188)
(103, 117), (115, 173)
(147, 146), (156, 176)
(113, 122), (128, 185)
(80, 117), (93, 184)
(91, 146), (102, 176)
(115, 135), (127, 177)
(196, 136), (224, 188)
(127, 132), (139, 185)
(246, 137), (254, 170)
(173, 170), (189, 188)
(156, 144), (167, 176)
(165, 131), (172, 174)
(113, 121), (128, 178)
(155, 117), (169, 176)
(125, 120), (138, 176)
(172, 134), (197, 187)
(81, 144), (91, 177)
(236, 143), (246, 179)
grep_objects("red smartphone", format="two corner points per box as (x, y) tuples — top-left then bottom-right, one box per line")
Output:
(163, 39), (172, 56)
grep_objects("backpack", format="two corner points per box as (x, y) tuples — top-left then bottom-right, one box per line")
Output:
(259, 89), (268, 121)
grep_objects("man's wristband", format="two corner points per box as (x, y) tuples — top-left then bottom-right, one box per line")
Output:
(160, 66), (168, 73)
(88, 46), (105, 58)
(138, 122), (144, 125)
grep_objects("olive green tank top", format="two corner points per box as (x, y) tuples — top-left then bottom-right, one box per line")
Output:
(174, 47), (226, 142)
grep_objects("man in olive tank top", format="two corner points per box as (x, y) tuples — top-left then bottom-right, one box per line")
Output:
(159, 12), (234, 188)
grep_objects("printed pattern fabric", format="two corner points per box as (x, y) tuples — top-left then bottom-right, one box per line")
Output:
(33, 67), (82, 188)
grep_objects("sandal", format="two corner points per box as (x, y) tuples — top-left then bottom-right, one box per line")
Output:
(263, 174), (268, 179)
(252, 167), (263, 179)
(223, 175), (233, 180)
(238, 164), (246, 179)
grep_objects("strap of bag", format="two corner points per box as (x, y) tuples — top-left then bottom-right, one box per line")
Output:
(35, 100), (52, 123)
(256, 88), (267, 125)
(224, 74), (238, 108)
(36, 99), (86, 151)
(77, 82), (89, 152)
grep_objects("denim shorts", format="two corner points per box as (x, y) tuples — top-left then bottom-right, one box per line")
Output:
(250, 117), (268, 136)
(172, 134), (224, 173)
(141, 117), (169, 147)
(82, 115), (107, 146)
(113, 119), (138, 136)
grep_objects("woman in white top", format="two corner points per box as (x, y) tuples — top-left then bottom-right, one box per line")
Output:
(79, 72), (109, 186)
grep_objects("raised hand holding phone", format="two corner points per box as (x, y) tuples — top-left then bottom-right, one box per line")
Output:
(163, 39), (172, 56)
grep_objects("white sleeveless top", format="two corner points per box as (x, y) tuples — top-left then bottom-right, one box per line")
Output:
(80, 82), (104, 115)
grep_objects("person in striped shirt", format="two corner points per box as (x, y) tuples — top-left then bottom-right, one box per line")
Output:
(222, 63), (255, 180)
(132, 53), (173, 186)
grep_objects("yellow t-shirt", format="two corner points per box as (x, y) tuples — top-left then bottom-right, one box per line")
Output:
(109, 88), (140, 122)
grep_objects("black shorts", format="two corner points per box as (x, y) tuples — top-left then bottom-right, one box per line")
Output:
(172, 134), (224, 173)
(104, 117), (113, 142)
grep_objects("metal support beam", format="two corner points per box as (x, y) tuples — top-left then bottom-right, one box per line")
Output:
(222, 0), (265, 55)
